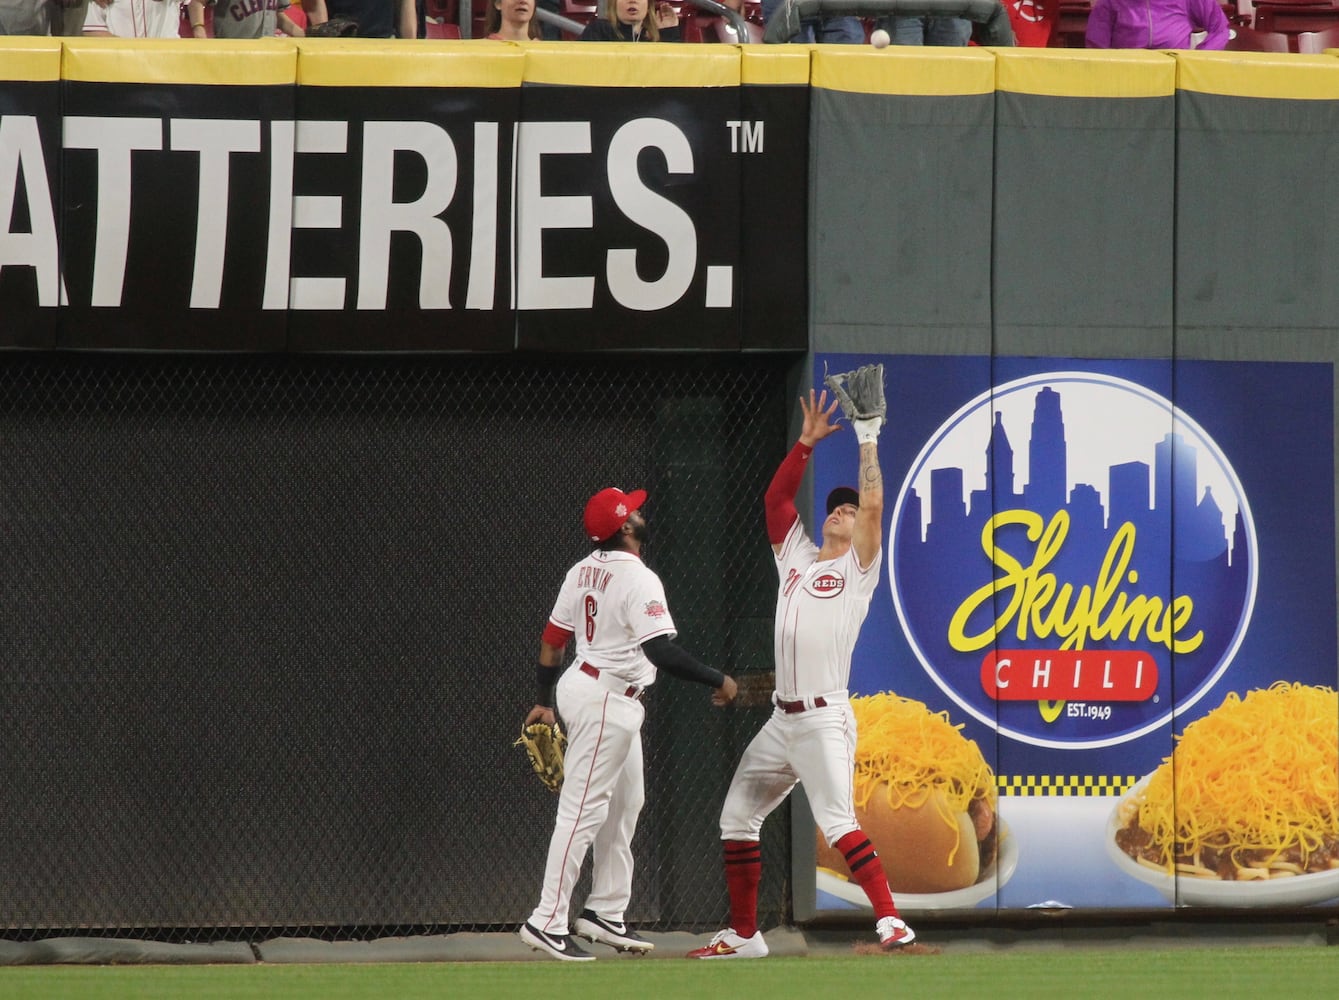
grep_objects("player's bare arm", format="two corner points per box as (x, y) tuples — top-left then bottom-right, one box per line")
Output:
(526, 639), (565, 726)
(852, 440), (884, 570)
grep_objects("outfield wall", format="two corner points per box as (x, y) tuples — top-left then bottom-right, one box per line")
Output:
(3, 39), (1338, 933)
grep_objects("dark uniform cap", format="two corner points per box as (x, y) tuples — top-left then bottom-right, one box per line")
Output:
(826, 487), (860, 515)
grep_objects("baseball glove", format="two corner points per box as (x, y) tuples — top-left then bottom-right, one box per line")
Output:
(823, 362), (887, 426)
(515, 721), (567, 793)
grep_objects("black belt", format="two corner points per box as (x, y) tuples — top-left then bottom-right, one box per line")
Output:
(580, 662), (642, 699)
(777, 696), (827, 714)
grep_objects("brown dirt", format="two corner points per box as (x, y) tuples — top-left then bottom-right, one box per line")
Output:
(851, 941), (943, 956)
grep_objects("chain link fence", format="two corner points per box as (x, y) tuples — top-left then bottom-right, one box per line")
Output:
(0, 352), (797, 942)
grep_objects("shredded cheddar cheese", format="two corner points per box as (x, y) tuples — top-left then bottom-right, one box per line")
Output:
(1126, 682), (1339, 879)
(850, 692), (997, 864)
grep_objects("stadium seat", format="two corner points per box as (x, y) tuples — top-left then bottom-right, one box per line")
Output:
(426, 17), (463, 36)
(1252, 0), (1339, 33)
(1295, 21), (1339, 45)
(1050, 0), (1091, 46)
(1224, 23), (1294, 46)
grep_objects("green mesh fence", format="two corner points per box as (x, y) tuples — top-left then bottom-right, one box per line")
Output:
(0, 352), (796, 942)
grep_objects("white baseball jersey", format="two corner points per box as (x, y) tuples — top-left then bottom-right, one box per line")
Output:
(547, 549), (676, 690)
(773, 517), (881, 700)
(528, 547), (676, 937)
(83, 0), (182, 36)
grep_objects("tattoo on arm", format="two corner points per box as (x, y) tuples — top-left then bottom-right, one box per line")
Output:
(860, 444), (882, 500)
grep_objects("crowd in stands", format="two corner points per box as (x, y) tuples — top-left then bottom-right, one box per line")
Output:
(0, 0), (1327, 51)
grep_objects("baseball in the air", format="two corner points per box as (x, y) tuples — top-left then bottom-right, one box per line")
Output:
(870, 28), (890, 48)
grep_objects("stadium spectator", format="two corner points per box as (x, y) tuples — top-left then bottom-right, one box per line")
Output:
(579, 0), (681, 40)
(0, 0), (51, 33)
(188, 0), (304, 36)
(880, 14), (971, 45)
(302, 0), (415, 37)
(49, 0), (90, 36)
(81, 0), (180, 35)
(1085, 0), (1228, 48)
(485, 0), (539, 38)
(761, 0), (862, 43)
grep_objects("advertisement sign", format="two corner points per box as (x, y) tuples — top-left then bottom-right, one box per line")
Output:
(1, 46), (807, 354)
(812, 354), (1338, 913)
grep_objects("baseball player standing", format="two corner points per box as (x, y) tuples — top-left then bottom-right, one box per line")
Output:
(688, 387), (916, 958)
(520, 487), (738, 962)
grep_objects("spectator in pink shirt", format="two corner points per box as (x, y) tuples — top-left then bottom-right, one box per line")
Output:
(1085, 0), (1229, 49)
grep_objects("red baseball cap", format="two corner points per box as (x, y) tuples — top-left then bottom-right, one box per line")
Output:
(584, 487), (647, 542)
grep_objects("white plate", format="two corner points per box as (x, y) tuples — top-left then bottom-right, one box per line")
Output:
(816, 822), (1018, 911)
(1106, 774), (1339, 907)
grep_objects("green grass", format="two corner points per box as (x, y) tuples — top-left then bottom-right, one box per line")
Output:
(2, 947), (1337, 1000)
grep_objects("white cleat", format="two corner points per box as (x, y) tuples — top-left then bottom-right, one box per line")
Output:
(686, 927), (769, 959)
(877, 914), (917, 950)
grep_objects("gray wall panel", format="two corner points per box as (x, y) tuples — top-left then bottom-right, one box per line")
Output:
(1177, 92), (1339, 335)
(810, 89), (994, 355)
(994, 92), (1175, 357)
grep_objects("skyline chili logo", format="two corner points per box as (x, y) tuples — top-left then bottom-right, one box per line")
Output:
(889, 372), (1259, 750)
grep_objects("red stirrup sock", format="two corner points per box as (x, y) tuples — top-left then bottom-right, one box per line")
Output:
(834, 830), (898, 920)
(723, 839), (762, 938)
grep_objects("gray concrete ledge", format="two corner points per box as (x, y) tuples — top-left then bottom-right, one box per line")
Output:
(3, 919), (1334, 965)
(255, 926), (808, 963)
(0, 937), (256, 966)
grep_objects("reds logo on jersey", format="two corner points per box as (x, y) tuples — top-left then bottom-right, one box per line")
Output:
(644, 600), (668, 618)
(807, 572), (845, 598)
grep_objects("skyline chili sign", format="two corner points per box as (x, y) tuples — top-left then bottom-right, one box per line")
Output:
(890, 371), (1257, 750)
(812, 354), (1337, 912)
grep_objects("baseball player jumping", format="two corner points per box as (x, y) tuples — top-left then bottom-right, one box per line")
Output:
(521, 487), (738, 962)
(688, 385), (916, 958)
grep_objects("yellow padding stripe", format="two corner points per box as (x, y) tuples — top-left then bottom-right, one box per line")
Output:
(0, 38), (63, 82)
(523, 42), (740, 88)
(742, 47), (812, 86)
(1176, 50), (1339, 99)
(997, 775), (1138, 797)
(62, 39), (296, 86)
(995, 48), (1175, 99)
(298, 40), (525, 88)
(812, 47), (995, 97)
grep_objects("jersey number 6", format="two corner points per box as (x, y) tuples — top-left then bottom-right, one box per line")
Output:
(584, 594), (599, 642)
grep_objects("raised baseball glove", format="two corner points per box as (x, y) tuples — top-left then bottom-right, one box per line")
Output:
(515, 721), (566, 793)
(823, 362), (887, 426)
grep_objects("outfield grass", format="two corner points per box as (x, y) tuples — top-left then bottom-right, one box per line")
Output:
(1, 947), (1336, 1000)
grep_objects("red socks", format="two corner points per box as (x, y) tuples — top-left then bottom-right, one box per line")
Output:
(723, 840), (762, 938)
(834, 830), (898, 920)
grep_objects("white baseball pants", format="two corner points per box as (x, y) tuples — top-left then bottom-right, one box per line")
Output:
(719, 699), (860, 846)
(528, 666), (646, 935)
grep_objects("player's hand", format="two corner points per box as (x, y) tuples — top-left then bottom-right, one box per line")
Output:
(526, 704), (556, 727)
(655, 2), (678, 27)
(799, 389), (842, 448)
(712, 675), (738, 707)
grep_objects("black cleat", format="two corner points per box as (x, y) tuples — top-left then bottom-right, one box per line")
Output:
(573, 910), (655, 953)
(519, 922), (597, 962)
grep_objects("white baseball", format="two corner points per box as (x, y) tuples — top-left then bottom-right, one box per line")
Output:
(870, 28), (890, 48)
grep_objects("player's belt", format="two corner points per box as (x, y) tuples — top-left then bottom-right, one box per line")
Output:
(579, 662), (643, 700)
(775, 695), (828, 714)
